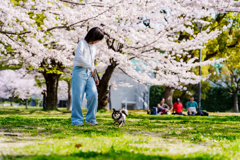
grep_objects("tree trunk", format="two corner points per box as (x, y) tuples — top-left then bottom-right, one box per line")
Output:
(109, 85), (112, 110)
(67, 81), (72, 111)
(10, 97), (13, 106)
(233, 92), (239, 112)
(43, 72), (61, 110)
(163, 87), (174, 109)
(97, 59), (118, 111)
(25, 99), (28, 109)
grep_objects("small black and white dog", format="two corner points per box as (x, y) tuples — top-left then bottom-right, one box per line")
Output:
(112, 108), (128, 127)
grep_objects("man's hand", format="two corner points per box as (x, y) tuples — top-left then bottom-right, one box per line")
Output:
(95, 79), (99, 86)
(187, 108), (191, 115)
(91, 71), (94, 77)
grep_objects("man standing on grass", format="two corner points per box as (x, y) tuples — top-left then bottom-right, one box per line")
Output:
(186, 96), (198, 116)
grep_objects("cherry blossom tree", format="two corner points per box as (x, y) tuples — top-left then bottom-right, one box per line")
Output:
(1, 0), (240, 110)
(0, 69), (41, 108)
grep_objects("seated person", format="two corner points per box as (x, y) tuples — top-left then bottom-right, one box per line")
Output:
(157, 98), (170, 115)
(172, 98), (183, 115)
(186, 96), (198, 116)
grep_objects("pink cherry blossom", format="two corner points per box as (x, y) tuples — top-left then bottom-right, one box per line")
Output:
(0, 69), (42, 99)
(0, 0), (240, 90)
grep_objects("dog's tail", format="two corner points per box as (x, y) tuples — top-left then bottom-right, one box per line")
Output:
(121, 108), (128, 116)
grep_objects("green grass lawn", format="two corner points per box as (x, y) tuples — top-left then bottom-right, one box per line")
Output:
(0, 106), (240, 160)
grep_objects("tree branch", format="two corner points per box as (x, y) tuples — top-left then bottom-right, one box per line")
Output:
(4, 34), (34, 56)
(1, 0), (122, 35)
(59, 0), (109, 7)
(0, 30), (31, 35)
(212, 81), (233, 95)
(118, 67), (149, 85)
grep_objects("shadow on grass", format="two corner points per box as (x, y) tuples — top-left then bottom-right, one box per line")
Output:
(0, 107), (71, 115)
(0, 109), (23, 115)
(2, 148), (228, 160)
(1, 115), (240, 142)
(0, 106), (239, 142)
(128, 114), (240, 122)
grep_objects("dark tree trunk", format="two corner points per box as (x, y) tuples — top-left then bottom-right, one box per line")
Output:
(109, 85), (112, 110)
(233, 92), (239, 113)
(97, 58), (118, 111)
(67, 81), (72, 111)
(163, 87), (174, 109)
(43, 72), (61, 110)
(25, 99), (28, 109)
(10, 96), (13, 106)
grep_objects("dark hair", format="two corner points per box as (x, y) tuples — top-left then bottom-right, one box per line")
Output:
(176, 98), (180, 103)
(85, 27), (104, 43)
(159, 97), (165, 103)
(190, 96), (194, 98)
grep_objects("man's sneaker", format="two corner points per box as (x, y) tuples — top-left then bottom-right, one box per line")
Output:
(72, 122), (84, 126)
(85, 121), (98, 126)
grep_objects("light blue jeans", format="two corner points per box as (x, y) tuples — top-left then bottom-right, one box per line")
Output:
(71, 66), (98, 125)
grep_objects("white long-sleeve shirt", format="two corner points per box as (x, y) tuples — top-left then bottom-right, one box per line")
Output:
(73, 40), (96, 71)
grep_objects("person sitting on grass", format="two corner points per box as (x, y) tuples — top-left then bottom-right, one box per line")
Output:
(157, 98), (170, 115)
(186, 96), (198, 116)
(172, 98), (183, 115)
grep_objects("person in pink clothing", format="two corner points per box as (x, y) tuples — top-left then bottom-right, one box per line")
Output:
(157, 98), (170, 115)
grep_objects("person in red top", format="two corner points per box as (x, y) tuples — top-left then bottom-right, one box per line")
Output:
(172, 98), (183, 115)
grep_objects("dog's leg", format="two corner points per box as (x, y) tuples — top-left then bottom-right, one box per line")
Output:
(114, 121), (117, 126)
(119, 121), (123, 127)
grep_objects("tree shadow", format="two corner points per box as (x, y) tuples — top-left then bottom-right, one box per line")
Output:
(1, 149), (226, 160)
(0, 106), (72, 115)
(1, 115), (239, 143)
